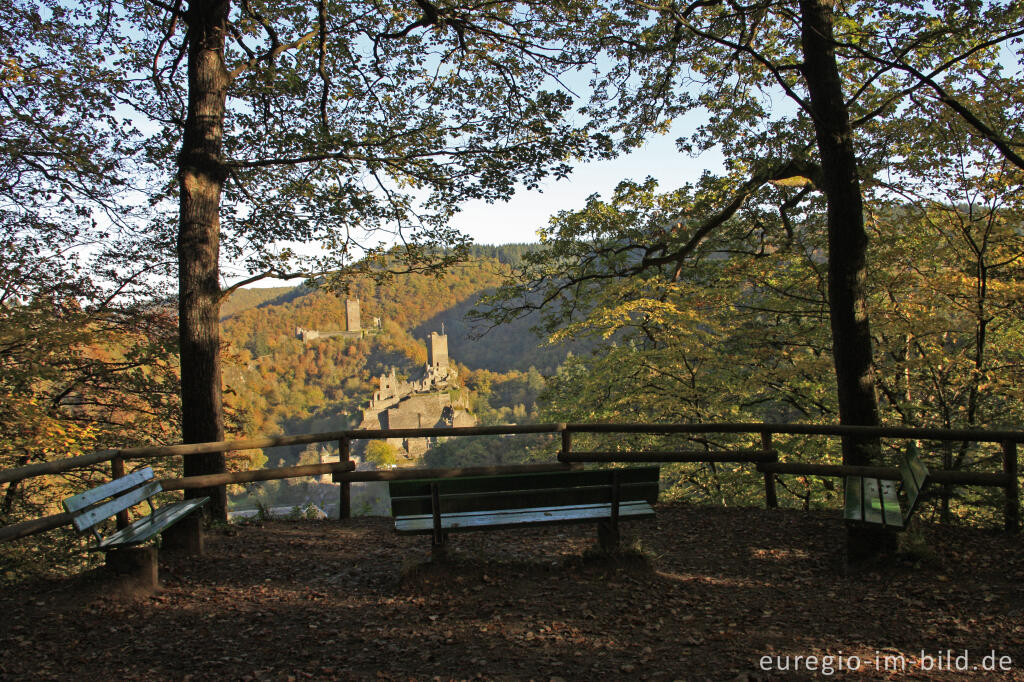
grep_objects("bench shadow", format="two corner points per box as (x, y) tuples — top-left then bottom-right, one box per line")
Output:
(399, 541), (655, 591)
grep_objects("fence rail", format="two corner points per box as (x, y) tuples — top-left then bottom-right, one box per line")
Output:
(0, 421), (1020, 544)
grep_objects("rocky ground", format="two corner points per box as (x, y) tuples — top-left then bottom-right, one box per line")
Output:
(2, 503), (1022, 680)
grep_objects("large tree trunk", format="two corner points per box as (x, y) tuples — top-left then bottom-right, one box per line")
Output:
(178, 0), (231, 521)
(799, 0), (891, 561)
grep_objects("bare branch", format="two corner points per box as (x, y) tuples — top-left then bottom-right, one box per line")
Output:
(317, 0), (330, 133)
(220, 270), (314, 300)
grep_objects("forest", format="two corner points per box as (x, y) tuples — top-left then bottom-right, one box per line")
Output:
(2, 0), (1023, 580)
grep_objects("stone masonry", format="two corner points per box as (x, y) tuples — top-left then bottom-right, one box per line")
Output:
(358, 329), (476, 461)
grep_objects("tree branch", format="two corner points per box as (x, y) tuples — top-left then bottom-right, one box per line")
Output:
(219, 270), (316, 300)
(228, 28), (318, 80)
(841, 25), (1024, 170)
(145, 0), (186, 18)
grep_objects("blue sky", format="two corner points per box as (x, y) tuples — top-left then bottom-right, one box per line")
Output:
(450, 119), (724, 245)
(236, 117), (724, 287)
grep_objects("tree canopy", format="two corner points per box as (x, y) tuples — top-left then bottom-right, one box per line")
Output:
(482, 0), (1024, 439)
(476, 0), (1023, 557)
(5, 0), (1023, 538)
(6, 0), (621, 519)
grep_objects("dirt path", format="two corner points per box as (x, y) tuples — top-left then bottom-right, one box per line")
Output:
(2, 503), (1022, 680)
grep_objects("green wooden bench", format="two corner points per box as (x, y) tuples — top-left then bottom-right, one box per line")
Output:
(388, 466), (660, 554)
(844, 444), (931, 529)
(63, 467), (208, 590)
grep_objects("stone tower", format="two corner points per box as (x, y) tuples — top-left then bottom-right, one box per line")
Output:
(428, 331), (449, 369)
(345, 299), (360, 332)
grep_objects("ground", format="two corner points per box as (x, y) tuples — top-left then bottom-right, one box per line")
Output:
(1, 503), (1022, 681)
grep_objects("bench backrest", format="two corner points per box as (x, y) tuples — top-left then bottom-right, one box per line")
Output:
(63, 467), (161, 532)
(900, 443), (931, 519)
(389, 467), (660, 517)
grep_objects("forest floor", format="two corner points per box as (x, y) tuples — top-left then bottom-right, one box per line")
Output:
(1, 503), (1022, 681)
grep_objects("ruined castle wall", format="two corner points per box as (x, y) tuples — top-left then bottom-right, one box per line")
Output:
(383, 393), (451, 430)
(348, 323), (478, 462)
(428, 332), (449, 369)
(345, 299), (360, 332)
(452, 410), (476, 428)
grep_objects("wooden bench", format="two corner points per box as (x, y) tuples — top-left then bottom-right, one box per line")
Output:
(63, 467), (209, 591)
(844, 444), (931, 529)
(388, 466), (659, 555)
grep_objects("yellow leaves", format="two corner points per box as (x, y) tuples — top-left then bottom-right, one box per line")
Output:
(770, 176), (813, 188)
(20, 415), (102, 455)
(0, 57), (26, 86)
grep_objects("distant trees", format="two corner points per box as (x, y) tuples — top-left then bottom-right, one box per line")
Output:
(423, 433), (556, 469)
(364, 440), (397, 468)
(219, 258), (560, 462)
(464, 367), (546, 425)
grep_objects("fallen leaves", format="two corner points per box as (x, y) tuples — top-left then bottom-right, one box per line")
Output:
(0, 508), (1021, 680)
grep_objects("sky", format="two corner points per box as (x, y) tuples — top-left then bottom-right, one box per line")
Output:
(238, 117), (724, 288)
(449, 119), (723, 245)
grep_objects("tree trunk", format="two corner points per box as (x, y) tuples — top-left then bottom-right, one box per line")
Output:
(799, 0), (889, 562)
(178, 0), (231, 521)
(799, 0), (881, 461)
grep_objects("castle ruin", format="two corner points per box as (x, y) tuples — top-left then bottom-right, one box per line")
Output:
(345, 298), (360, 332)
(298, 301), (476, 463)
(428, 330), (448, 369)
(358, 329), (475, 461)
(297, 299), (378, 342)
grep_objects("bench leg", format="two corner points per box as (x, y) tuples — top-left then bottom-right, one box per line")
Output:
(430, 532), (449, 562)
(597, 519), (620, 552)
(161, 513), (205, 556)
(846, 525), (898, 568)
(105, 546), (158, 594)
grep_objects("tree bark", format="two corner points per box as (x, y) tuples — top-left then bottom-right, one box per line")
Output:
(799, 0), (888, 563)
(799, 0), (881, 463)
(178, 0), (231, 521)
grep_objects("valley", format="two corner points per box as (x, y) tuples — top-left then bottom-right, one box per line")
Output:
(218, 248), (569, 516)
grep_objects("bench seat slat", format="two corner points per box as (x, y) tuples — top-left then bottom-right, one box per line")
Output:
(389, 467), (659, 499)
(391, 481), (658, 517)
(875, 479), (903, 527)
(92, 498), (209, 551)
(900, 446), (931, 519)
(394, 500), (655, 535)
(63, 468), (155, 513)
(71, 480), (163, 532)
(843, 475), (865, 523)
(844, 476), (902, 528)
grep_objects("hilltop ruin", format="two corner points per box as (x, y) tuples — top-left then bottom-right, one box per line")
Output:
(294, 298), (477, 463)
(358, 329), (476, 462)
(296, 299), (381, 341)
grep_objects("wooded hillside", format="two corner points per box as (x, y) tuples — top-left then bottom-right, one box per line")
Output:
(219, 248), (569, 457)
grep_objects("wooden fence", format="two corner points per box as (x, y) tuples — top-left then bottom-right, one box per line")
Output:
(0, 422), (1019, 543)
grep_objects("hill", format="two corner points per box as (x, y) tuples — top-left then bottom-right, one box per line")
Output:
(219, 248), (574, 469)
(220, 286), (304, 318)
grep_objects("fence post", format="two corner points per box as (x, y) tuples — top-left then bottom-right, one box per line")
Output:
(1004, 441), (1019, 534)
(761, 432), (778, 509)
(941, 441), (953, 524)
(559, 425), (582, 471)
(111, 456), (129, 529)
(338, 437), (351, 520)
